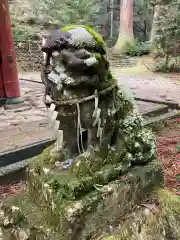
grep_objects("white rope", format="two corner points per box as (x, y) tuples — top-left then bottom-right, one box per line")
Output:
(97, 118), (101, 137)
(76, 103), (85, 154)
(99, 127), (103, 145)
(93, 108), (101, 127)
(76, 103), (81, 154)
(113, 87), (116, 110)
(92, 90), (103, 144)
(97, 118), (103, 145)
(92, 90), (98, 118)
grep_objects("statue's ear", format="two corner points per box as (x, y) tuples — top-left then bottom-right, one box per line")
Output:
(41, 46), (48, 53)
(41, 45), (51, 53)
(41, 43), (55, 54)
(53, 40), (62, 51)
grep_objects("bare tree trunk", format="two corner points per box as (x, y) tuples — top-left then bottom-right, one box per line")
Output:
(150, 4), (161, 45)
(113, 0), (134, 54)
(145, 10), (154, 41)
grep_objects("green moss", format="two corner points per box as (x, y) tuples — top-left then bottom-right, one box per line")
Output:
(101, 70), (116, 89)
(118, 111), (156, 163)
(28, 161), (129, 203)
(103, 189), (180, 240)
(29, 158), (161, 207)
(69, 160), (162, 239)
(94, 52), (101, 60)
(26, 143), (132, 204)
(158, 189), (180, 215)
(0, 160), (162, 240)
(83, 25), (104, 46)
(107, 71), (117, 84)
(61, 24), (105, 47)
(115, 88), (134, 118)
(70, 148), (127, 178)
(29, 146), (70, 173)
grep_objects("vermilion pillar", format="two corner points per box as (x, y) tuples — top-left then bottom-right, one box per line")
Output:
(0, 0), (21, 102)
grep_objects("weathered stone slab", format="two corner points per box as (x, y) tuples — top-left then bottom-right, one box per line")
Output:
(144, 109), (180, 126)
(116, 75), (180, 106)
(136, 100), (169, 116)
(0, 120), (51, 152)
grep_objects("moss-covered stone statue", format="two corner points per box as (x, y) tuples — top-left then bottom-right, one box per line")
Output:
(41, 25), (155, 162)
(0, 25), (171, 240)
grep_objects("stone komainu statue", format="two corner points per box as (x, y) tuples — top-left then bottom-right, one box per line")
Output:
(41, 25), (155, 164)
(0, 26), (158, 240)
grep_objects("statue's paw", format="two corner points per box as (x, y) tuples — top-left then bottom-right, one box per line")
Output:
(52, 51), (60, 57)
(57, 82), (63, 91)
(64, 77), (76, 85)
(44, 95), (53, 105)
(84, 57), (98, 67)
(75, 49), (92, 59)
(60, 73), (67, 81)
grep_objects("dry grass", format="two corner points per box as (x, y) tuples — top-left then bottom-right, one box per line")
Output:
(111, 65), (152, 77)
(110, 56), (154, 77)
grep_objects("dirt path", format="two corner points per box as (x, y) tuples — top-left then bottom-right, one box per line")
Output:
(0, 79), (54, 152)
(112, 70), (180, 104)
(0, 78), (46, 131)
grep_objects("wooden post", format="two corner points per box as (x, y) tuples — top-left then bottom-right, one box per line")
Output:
(0, 0), (21, 104)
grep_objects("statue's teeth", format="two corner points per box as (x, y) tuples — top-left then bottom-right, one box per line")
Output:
(53, 120), (60, 133)
(54, 130), (64, 151)
(47, 104), (56, 118)
(52, 51), (60, 57)
(50, 103), (56, 111)
(50, 111), (58, 125)
(97, 118), (102, 138)
(45, 95), (53, 104)
(92, 93), (98, 117)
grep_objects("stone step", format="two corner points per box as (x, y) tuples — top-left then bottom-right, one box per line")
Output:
(144, 109), (180, 126)
(135, 97), (179, 110)
(0, 134), (55, 168)
(0, 159), (29, 178)
(136, 101), (169, 117)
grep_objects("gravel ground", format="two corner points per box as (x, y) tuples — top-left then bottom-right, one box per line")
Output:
(156, 118), (180, 195)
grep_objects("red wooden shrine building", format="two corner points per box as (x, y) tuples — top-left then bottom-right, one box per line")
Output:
(0, 0), (21, 105)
